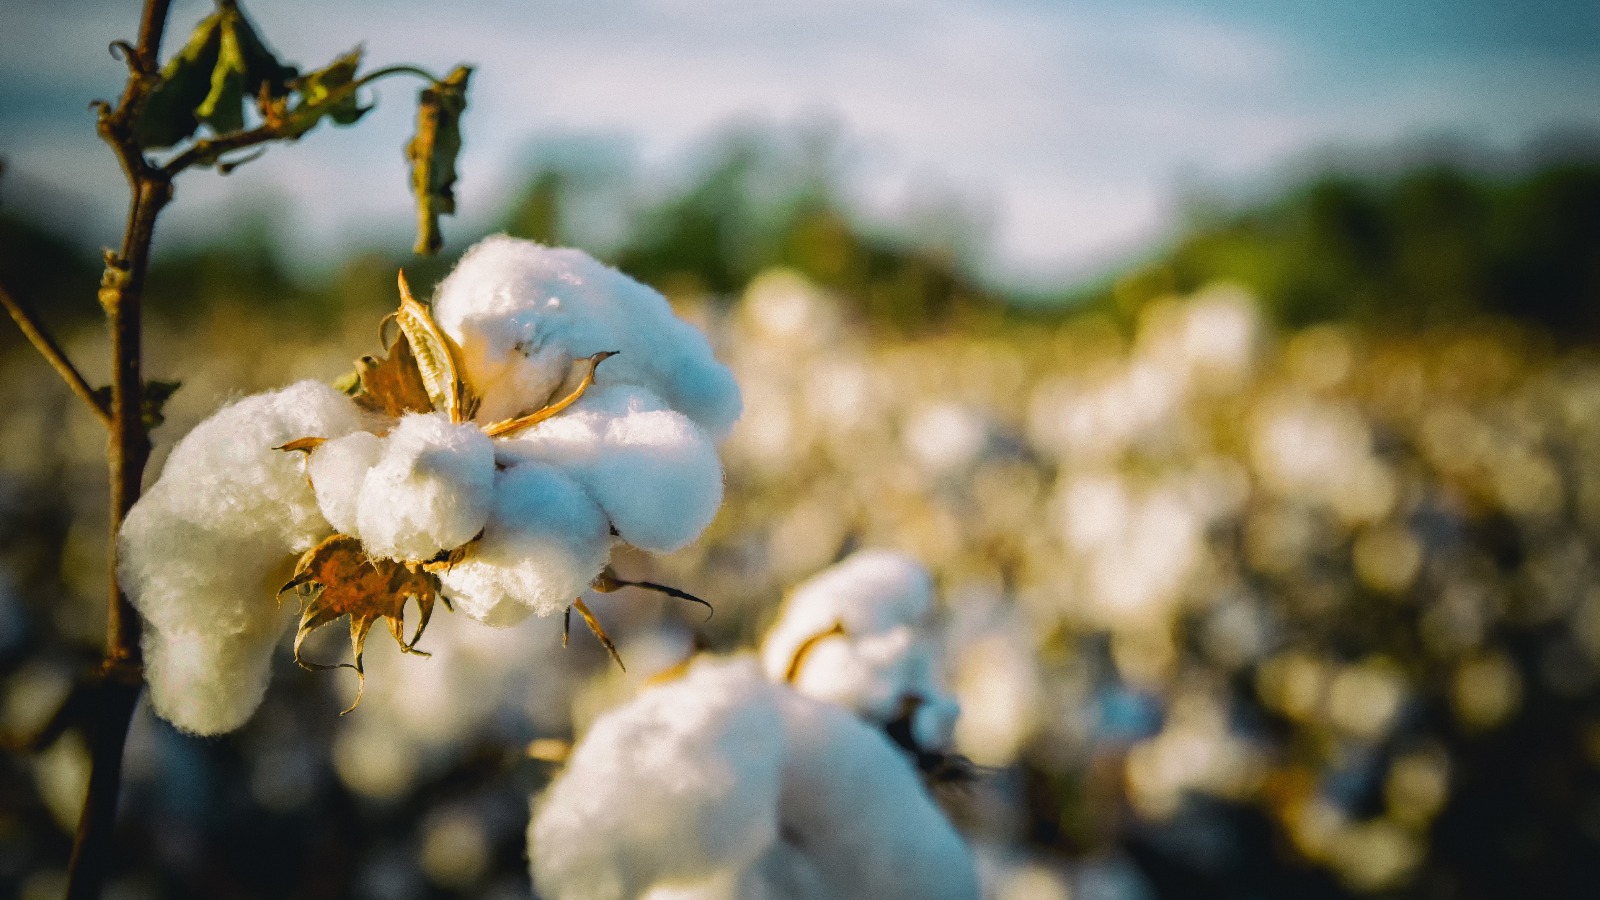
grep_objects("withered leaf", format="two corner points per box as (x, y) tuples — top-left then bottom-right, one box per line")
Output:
(406, 66), (472, 256)
(279, 534), (443, 713)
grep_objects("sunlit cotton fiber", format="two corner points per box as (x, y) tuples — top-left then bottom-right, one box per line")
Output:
(353, 412), (495, 562)
(760, 551), (959, 748)
(440, 461), (612, 623)
(497, 384), (724, 554)
(432, 235), (742, 438)
(529, 656), (978, 900)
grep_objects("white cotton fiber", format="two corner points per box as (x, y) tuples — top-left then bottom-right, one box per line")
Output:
(308, 430), (383, 535)
(530, 657), (979, 900)
(765, 686), (979, 900)
(759, 551), (960, 749)
(142, 620), (283, 736)
(354, 412), (495, 562)
(531, 658), (787, 900)
(432, 236), (743, 439)
(120, 380), (366, 638)
(440, 462), (611, 622)
(498, 384), (724, 553)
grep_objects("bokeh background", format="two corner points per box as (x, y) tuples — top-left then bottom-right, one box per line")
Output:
(4, 1), (1600, 898)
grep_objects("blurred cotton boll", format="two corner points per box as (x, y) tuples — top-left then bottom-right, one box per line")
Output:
(529, 656), (978, 900)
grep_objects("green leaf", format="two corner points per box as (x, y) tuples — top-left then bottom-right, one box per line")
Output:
(406, 66), (472, 256)
(91, 379), (182, 431)
(194, 1), (296, 135)
(280, 48), (369, 139)
(133, 12), (223, 149)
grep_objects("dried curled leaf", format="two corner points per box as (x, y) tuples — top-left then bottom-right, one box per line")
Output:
(484, 351), (617, 438)
(406, 66), (472, 255)
(395, 271), (476, 423)
(279, 534), (442, 713)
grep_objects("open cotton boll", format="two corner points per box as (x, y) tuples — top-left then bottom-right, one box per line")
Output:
(760, 551), (962, 748)
(308, 430), (383, 536)
(531, 657), (786, 900)
(766, 683), (979, 900)
(432, 235), (743, 439)
(354, 413), (494, 561)
(143, 619), (285, 736)
(440, 462), (611, 623)
(498, 384), (723, 553)
(530, 657), (978, 900)
(120, 380), (367, 637)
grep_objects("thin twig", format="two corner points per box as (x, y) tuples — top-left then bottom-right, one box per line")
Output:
(0, 281), (112, 427)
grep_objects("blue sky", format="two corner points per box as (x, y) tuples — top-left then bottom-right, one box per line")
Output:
(3, 0), (1598, 286)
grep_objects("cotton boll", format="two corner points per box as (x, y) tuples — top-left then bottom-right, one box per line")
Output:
(531, 658), (786, 900)
(499, 384), (724, 553)
(308, 430), (383, 535)
(432, 236), (742, 439)
(785, 626), (920, 723)
(760, 550), (935, 688)
(769, 687), (980, 900)
(142, 379), (367, 550)
(142, 621), (284, 736)
(355, 413), (495, 561)
(764, 552), (936, 670)
(530, 657), (979, 900)
(120, 381), (366, 639)
(440, 462), (610, 622)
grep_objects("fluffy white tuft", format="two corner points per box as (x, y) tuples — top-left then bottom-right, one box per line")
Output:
(498, 384), (724, 553)
(120, 381), (365, 638)
(432, 236), (742, 439)
(142, 621), (283, 736)
(119, 380), (366, 733)
(760, 551), (959, 746)
(440, 461), (612, 622)
(354, 413), (495, 561)
(529, 656), (978, 900)
(308, 430), (383, 536)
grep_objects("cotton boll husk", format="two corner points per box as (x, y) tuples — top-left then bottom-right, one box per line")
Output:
(530, 657), (786, 900)
(497, 384), (724, 553)
(120, 380), (367, 638)
(308, 430), (383, 536)
(432, 235), (742, 439)
(355, 413), (495, 561)
(440, 461), (610, 622)
(766, 686), (979, 900)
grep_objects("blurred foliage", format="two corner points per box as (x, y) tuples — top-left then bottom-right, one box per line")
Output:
(4, 134), (1600, 898)
(1103, 161), (1600, 335)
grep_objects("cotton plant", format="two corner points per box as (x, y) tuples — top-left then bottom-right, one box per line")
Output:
(530, 551), (978, 899)
(119, 235), (740, 735)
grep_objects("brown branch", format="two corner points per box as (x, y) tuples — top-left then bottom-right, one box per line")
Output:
(0, 281), (112, 427)
(65, 1), (173, 897)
